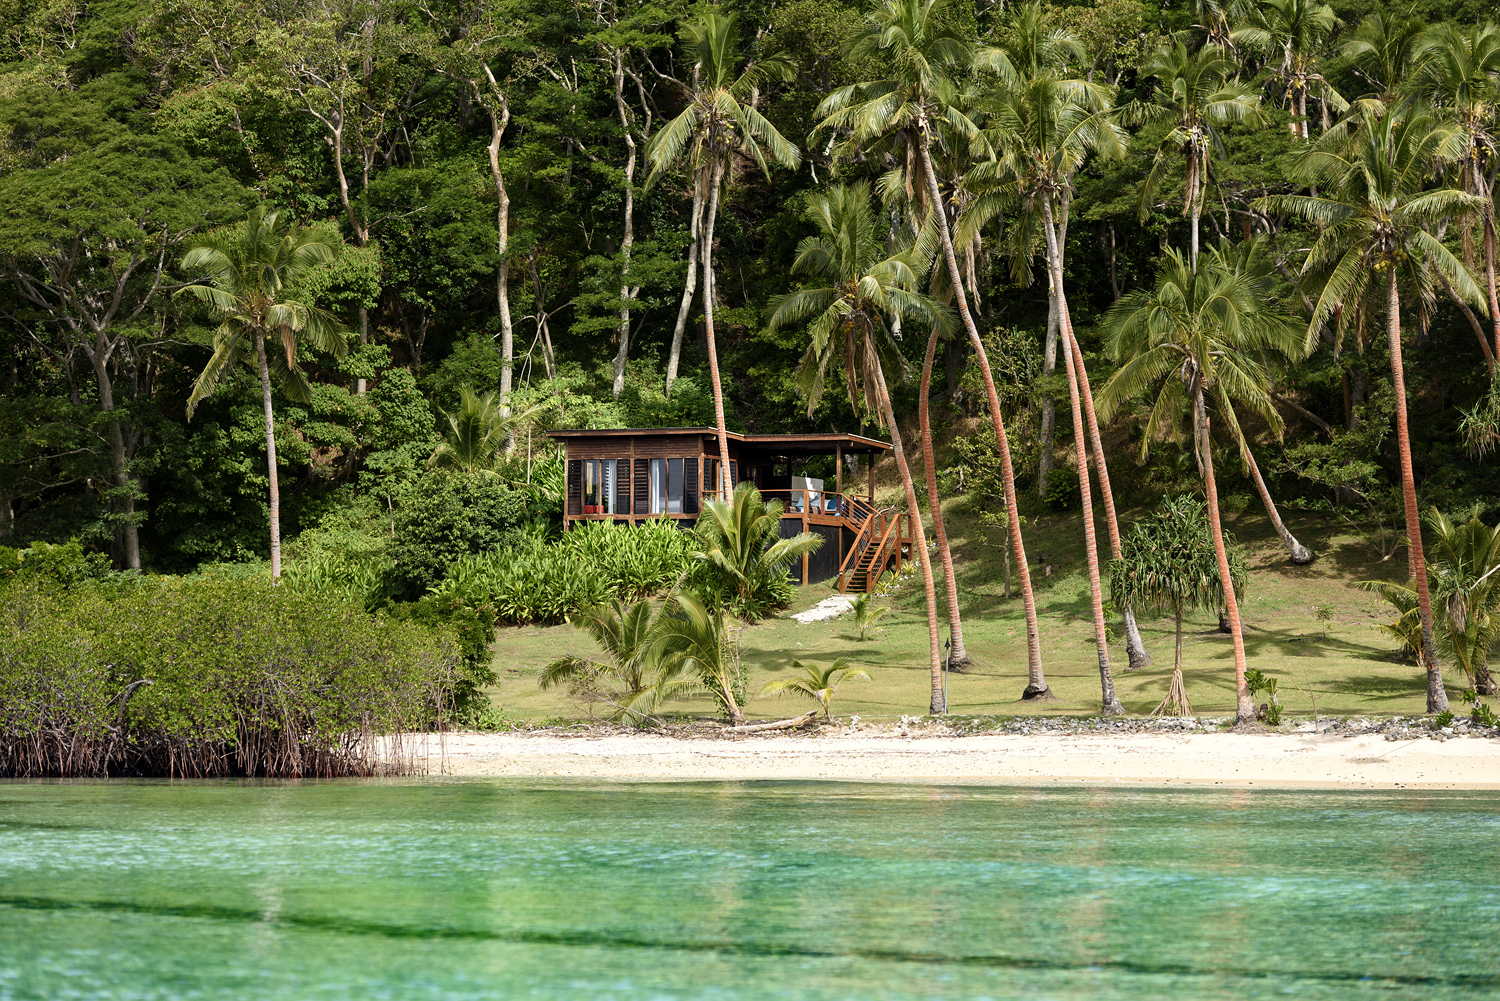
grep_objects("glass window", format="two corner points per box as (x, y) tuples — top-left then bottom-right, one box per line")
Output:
(667, 458), (683, 514)
(583, 459), (614, 514)
(650, 458), (685, 514)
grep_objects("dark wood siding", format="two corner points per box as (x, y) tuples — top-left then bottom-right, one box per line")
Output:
(683, 457), (699, 514)
(633, 458), (649, 513)
(614, 457), (631, 515)
(566, 459), (583, 516)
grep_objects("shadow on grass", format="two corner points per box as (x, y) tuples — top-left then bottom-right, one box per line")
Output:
(1320, 674), (1429, 701)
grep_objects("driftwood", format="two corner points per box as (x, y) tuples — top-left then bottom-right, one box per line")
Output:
(724, 710), (819, 733)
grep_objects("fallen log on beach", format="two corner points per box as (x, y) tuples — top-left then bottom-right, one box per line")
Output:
(724, 710), (819, 734)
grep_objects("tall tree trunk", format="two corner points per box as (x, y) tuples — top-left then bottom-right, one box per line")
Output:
(1044, 194), (1151, 671)
(914, 121), (1050, 699)
(873, 332), (945, 714)
(1058, 275), (1124, 715)
(920, 325), (969, 670)
(356, 307), (368, 395)
(256, 329), (282, 580)
(1242, 442), (1313, 563)
(702, 159), (732, 499)
(482, 79), (514, 403)
(665, 180), (705, 397)
(1198, 391), (1252, 722)
(1387, 268), (1449, 712)
(88, 347), (140, 570)
(1189, 165), (1201, 271)
(1479, 162), (1500, 362)
(1037, 286), (1059, 498)
(612, 51), (635, 400)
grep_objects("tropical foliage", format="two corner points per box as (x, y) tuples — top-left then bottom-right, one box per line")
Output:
(7, 0), (1500, 726)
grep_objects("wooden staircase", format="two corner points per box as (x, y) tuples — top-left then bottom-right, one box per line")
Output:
(836, 502), (910, 594)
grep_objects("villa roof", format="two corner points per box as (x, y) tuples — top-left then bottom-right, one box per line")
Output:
(545, 427), (891, 454)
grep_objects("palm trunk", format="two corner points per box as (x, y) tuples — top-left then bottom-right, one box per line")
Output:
(1188, 150), (1201, 270)
(1480, 161), (1500, 361)
(1059, 278), (1124, 716)
(666, 179), (705, 397)
(1044, 194), (1151, 671)
(1198, 390), (1252, 722)
(920, 325), (968, 670)
(1243, 442), (1313, 563)
(255, 329), (282, 580)
(701, 159), (732, 499)
(914, 121), (1049, 700)
(1037, 287), (1059, 498)
(612, 51), (635, 400)
(872, 332), (945, 714)
(1387, 268), (1449, 712)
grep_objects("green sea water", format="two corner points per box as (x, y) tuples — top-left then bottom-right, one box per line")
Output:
(1, 781), (1497, 999)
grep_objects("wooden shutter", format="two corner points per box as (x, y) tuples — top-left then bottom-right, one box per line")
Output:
(615, 458), (630, 515)
(566, 459), (583, 516)
(683, 457), (699, 514)
(730, 460), (739, 486)
(633, 458), (649, 514)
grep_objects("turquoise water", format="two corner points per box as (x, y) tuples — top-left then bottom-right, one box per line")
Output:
(1, 782), (1498, 999)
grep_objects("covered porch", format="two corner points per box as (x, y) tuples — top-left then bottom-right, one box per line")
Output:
(547, 427), (911, 591)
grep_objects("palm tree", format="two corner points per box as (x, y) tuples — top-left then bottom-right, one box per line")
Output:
(815, 0), (1053, 702)
(1256, 111), (1484, 713)
(766, 181), (951, 713)
(1097, 248), (1301, 723)
(692, 482), (822, 621)
(761, 658), (871, 718)
(1232, 0), (1341, 139)
(646, 11), (799, 498)
(1339, 12), (1427, 113)
(179, 207), (345, 579)
(918, 321), (970, 669)
(1134, 40), (1265, 268)
(1409, 23), (1500, 360)
(1359, 506), (1500, 695)
(428, 387), (542, 474)
(540, 598), (660, 725)
(963, 13), (1135, 706)
(650, 589), (747, 726)
(1110, 495), (1247, 716)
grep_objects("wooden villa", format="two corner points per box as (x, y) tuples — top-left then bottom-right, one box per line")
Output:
(547, 427), (914, 592)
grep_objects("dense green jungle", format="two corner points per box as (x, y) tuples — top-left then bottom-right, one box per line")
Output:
(6, 0), (1500, 760)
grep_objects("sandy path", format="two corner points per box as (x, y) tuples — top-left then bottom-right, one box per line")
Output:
(400, 731), (1500, 789)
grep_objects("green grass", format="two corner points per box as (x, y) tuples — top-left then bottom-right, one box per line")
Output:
(485, 497), (1433, 722)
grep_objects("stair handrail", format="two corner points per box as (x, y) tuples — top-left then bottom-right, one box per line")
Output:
(836, 504), (880, 589)
(859, 510), (904, 592)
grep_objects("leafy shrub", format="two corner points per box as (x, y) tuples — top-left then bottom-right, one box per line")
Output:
(0, 541), (114, 588)
(0, 578), (461, 777)
(387, 470), (531, 599)
(431, 519), (693, 626)
(1042, 468), (1080, 511)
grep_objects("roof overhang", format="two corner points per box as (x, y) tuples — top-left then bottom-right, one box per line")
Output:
(545, 427), (890, 454)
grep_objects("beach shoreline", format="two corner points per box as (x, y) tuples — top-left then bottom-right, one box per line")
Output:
(400, 729), (1500, 789)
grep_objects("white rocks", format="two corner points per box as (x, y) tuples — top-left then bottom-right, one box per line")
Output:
(790, 594), (858, 625)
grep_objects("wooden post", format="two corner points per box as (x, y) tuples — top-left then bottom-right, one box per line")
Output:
(867, 453), (874, 502)
(835, 444), (843, 497)
(801, 497), (810, 585)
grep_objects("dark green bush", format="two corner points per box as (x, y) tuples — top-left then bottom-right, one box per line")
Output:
(387, 470), (530, 599)
(432, 519), (692, 626)
(0, 541), (114, 587)
(0, 578), (461, 777)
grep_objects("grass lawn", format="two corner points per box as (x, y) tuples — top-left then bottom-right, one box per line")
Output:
(485, 496), (1435, 723)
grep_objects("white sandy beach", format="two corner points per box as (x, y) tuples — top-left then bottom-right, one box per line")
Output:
(404, 730), (1500, 789)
